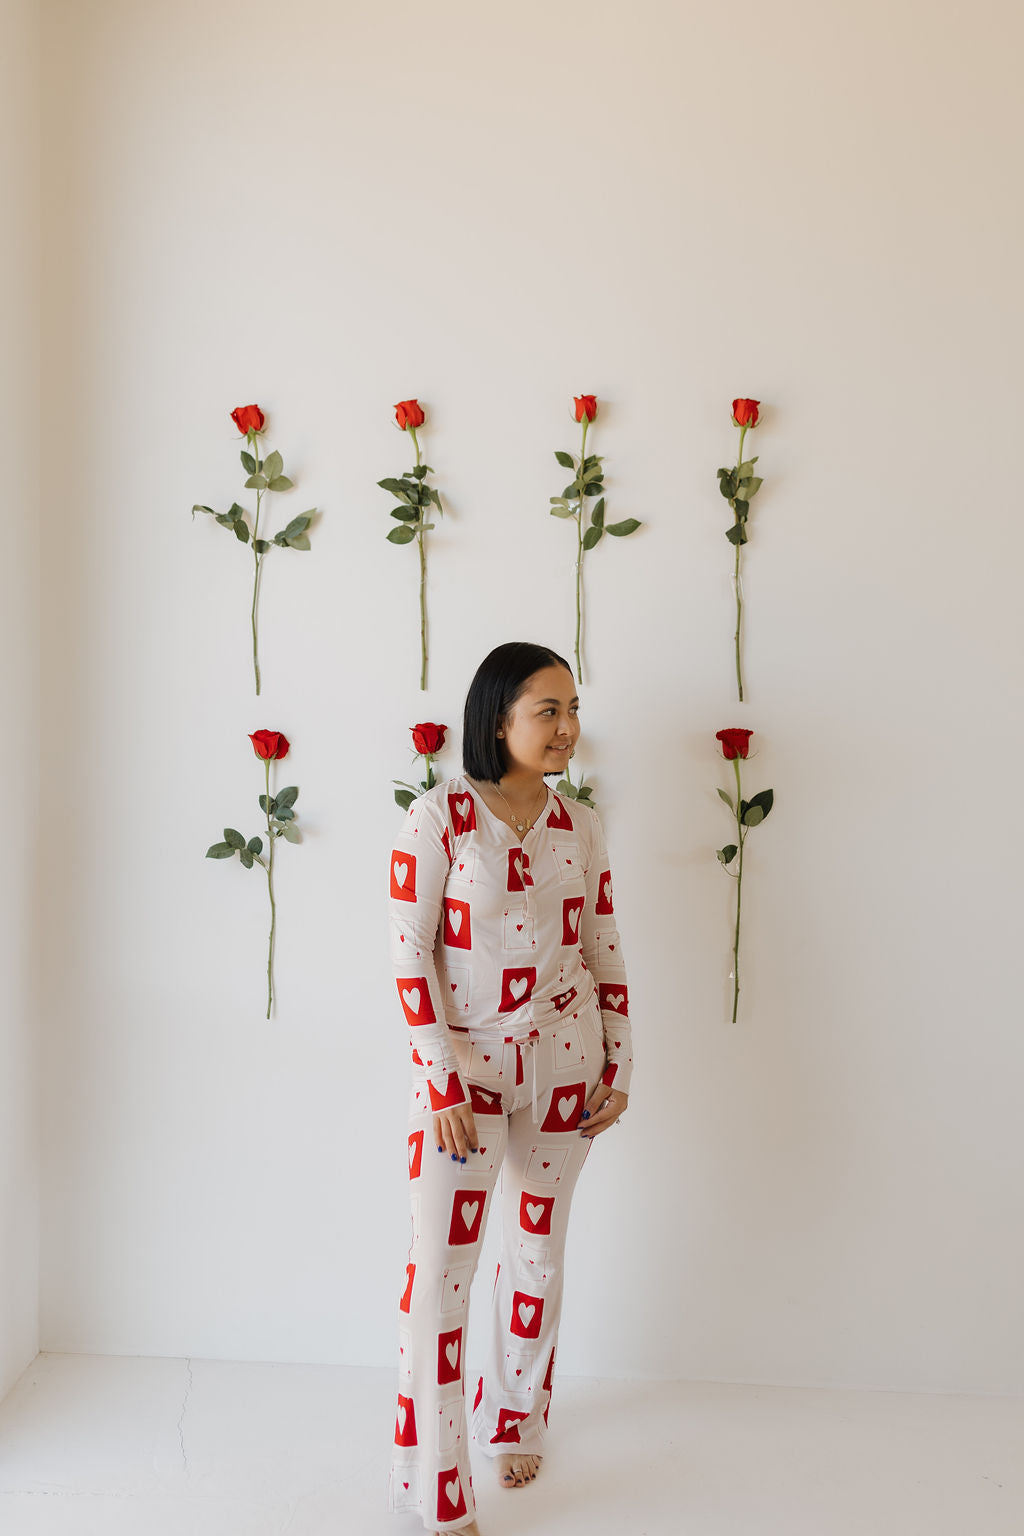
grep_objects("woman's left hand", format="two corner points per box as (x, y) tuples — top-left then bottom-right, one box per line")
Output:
(578, 1084), (628, 1138)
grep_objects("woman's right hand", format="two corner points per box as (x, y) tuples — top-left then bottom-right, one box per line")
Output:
(434, 1102), (480, 1161)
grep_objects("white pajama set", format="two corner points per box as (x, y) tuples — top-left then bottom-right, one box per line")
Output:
(386, 774), (633, 1531)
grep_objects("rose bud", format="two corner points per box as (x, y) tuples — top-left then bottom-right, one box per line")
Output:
(231, 404), (266, 435)
(410, 722), (447, 756)
(731, 398), (760, 428)
(716, 728), (753, 760)
(573, 395), (598, 423)
(394, 399), (425, 430)
(249, 730), (290, 761)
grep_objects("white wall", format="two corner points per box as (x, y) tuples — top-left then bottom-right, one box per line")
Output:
(36, 0), (1024, 1394)
(0, 0), (41, 1405)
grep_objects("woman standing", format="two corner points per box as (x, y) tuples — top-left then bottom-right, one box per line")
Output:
(387, 642), (633, 1534)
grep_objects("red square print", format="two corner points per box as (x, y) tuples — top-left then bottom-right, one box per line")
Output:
(551, 986), (578, 1013)
(489, 1407), (530, 1444)
(395, 1393), (417, 1446)
(543, 1347), (555, 1392)
(399, 1262), (415, 1314)
(449, 1189), (485, 1247)
(428, 1072), (468, 1111)
(443, 897), (472, 950)
(437, 1326), (463, 1385)
(599, 982), (628, 1017)
(602, 1062), (619, 1087)
(561, 896), (584, 945)
(546, 794), (574, 830)
(390, 851), (416, 902)
(448, 791), (477, 836)
(397, 979), (436, 1027)
(519, 1191), (554, 1236)
(507, 847), (534, 891)
(510, 1289), (544, 1340)
(408, 1130), (424, 1180)
(469, 1083), (504, 1116)
(595, 869), (614, 914)
(499, 967), (536, 1013)
(436, 1466), (468, 1524)
(540, 1082), (586, 1133)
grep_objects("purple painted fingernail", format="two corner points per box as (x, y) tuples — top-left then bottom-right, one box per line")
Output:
(437, 1145), (444, 1152)
(581, 1110), (591, 1120)
(451, 1153), (458, 1161)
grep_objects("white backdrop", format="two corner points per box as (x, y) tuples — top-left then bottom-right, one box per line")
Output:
(17, 0), (1024, 1398)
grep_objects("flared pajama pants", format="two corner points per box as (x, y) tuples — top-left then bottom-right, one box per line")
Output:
(387, 992), (606, 1530)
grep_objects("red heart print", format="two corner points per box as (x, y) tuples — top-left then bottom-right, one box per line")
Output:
(564, 1041), (571, 1050)
(483, 1054), (491, 1062)
(542, 1161), (550, 1169)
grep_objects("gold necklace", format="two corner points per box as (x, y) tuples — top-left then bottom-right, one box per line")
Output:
(493, 782), (545, 834)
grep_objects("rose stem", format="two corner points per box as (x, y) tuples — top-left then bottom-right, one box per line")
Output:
(734, 422), (748, 703)
(575, 413), (589, 685)
(732, 755), (744, 1023)
(409, 425), (427, 691)
(251, 435), (264, 696)
(264, 757), (277, 1019)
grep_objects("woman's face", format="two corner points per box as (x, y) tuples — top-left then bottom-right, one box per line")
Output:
(499, 665), (580, 778)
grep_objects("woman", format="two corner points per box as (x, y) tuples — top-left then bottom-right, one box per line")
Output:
(387, 642), (633, 1534)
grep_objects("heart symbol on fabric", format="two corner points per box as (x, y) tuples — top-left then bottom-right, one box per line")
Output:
(408, 1143), (416, 1166)
(451, 982), (458, 991)
(609, 944), (615, 951)
(453, 1283), (460, 1292)
(402, 1481), (409, 1490)
(510, 977), (529, 1001)
(606, 993), (623, 1010)
(516, 922), (523, 932)
(542, 1161), (550, 1169)
(517, 1301), (536, 1328)
(402, 987), (421, 1013)
(483, 1054), (491, 1062)
(461, 1199), (480, 1228)
(397, 1404), (407, 1431)
(526, 1201), (545, 1224)
(479, 1146), (487, 1154)
(399, 934), (405, 943)
(516, 1368), (522, 1376)
(565, 858), (572, 865)
(448, 908), (463, 934)
(393, 861), (408, 887)
(458, 862), (465, 872)
(446, 1340), (460, 1368)
(557, 1095), (576, 1121)
(564, 1041), (571, 1050)
(615, 1041), (621, 1048)
(445, 1475), (460, 1503)
(602, 878), (612, 903)
(456, 797), (471, 819)
(568, 907), (581, 933)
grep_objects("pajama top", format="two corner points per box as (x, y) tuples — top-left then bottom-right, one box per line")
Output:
(389, 774), (633, 1113)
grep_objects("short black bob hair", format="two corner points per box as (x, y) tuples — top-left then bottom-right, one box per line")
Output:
(463, 642), (575, 782)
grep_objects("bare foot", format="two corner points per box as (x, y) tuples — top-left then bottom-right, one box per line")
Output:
(496, 1452), (542, 1488)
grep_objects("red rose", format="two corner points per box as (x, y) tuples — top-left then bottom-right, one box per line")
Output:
(573, 395), (598, 423)
(731, 398), (760, 428)
(394, 399), (425, 430)
(231, 404), (266, 435)
(249, 730), (290, 761)
(411, 722), (447, 755)
(716, 728), (752, 759)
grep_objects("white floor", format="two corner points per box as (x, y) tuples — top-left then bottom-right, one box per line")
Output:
(0, 1354), (1021, 1535)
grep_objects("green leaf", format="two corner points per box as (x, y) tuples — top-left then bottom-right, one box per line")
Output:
(605, 518), (640, 536)
(429, 488), (442, 511)
(740, 476), (763, 498)
(717, 788), (735, 810)
(282, 822), (301, 843)
(582, 525), (604, 550)
(733, 499), (749, 519)
(378, 477), (413, 503)
(582, 463), (603, 483)
(737, 457), (759, 474)
(744, 788), (774, 823)
(410, 464), (427, 479)
(253, 538), (270, 554)
(582, 454), (603, 468)
(717, 844), (738, 865)
(550, 505), (575, 519)
(725, 523), (748, 545)
(269, 475), (293, 492)
(387, 525), (416, 544)
(247, 836), (263, 855)
(227, 502), (247, 521)
(549, 496), (569, 506)
(420, 522), (435, 532)
(395, 788), (416, 811)
(263, 450), (283, 481)
(206, 841), (235, 859)
(244, 474), (268, 490)
(742, 805), (764, 826)
(233, 520), (250, 543)
(258, 794), (275, 814)
(192, 504), (215, 518)
(563, 483), (579, 499)
(214, 513), (233, 526)
(241, 450), (256, 474)
(390, 507), (418, 521)
(554, 450), (575, 469)
(275, 786), (298, 810)
(287, 534), (311, 550)
(555, 778), (573, 795)
(281, 514), (311, 537)
(239, 848), (254, 869)
(274, 806), (295, 822)
(590, 497), (605, 529)
(224, 827), (245, 849)
(718, 471), (736, 498)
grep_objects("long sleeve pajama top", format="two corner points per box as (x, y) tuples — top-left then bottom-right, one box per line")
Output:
(389, 774), (633, 1114)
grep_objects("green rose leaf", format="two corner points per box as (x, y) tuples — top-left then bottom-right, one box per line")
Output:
(225, 502), (245, 521)
(275, 786), (298, 810)
(239, 848), (254, 869)
(378, 477), (412, 503)
(741, 476), (764, 498)
(269, 475), (293, 492)
(263, 450), (283, 481)
(717, 844), (739, 865)
(287, 534), (311, 550)
(733, 499), (749, 519)
(591, 497), (605, 529)
(247, 836), (263, 855)
(582, 525), (604, 551)
(394, 788), (416, 811)
(253, 538), (271, 553)
(224, 827), (245, 849)
(582, 463), (603, 483)
(214, 513), (232, 527)
(550, 505), (575, 519)
(274, 805), (295, 822)
(725, 524), (748, 545)
(554, 450), (575, 469)
(206, 842), (236, 859)
(244, 474), (268, 490)
(605, 518), (640, 536)
(429, 488), (442, 512)
(282, 822), (301, 843)
(563, 483), (579, 499)
(281, 514), (311, 537)
(390, 507), (418, 521)
(387, 525), (417, 544)
(744, 788), (774, 823)
(241, 450), (256, 474)
(737, 457), (759, 474)
(742, 805), (764, 826)
(258, 794), (276, 814)
(717, 788), (735, 810)
(718, 471), (736, 498)
(233, 521), (250, 543)
(410, 465), (427, 479)
(192, 504), (215, 518)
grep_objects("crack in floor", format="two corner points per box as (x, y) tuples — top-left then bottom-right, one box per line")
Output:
(176, 1359), (194, 1473)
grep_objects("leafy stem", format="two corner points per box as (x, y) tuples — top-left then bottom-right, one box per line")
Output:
(734, 422), (747, 702)
(264, 759), (276, 1020)
(732, 756), (744, 1022)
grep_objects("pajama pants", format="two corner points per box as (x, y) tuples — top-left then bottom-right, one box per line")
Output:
(388, 991), (607, 1531)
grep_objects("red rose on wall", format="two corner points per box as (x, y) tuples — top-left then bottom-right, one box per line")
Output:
(731, 398), (760, 428)
(573, 394), (598, 422)
(716, 728), (752, 760)
(411, 722), (447, 755)
(394, 399), (425, 430)
(249, 729), (290, 761)
(230, 404), (266, 435)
